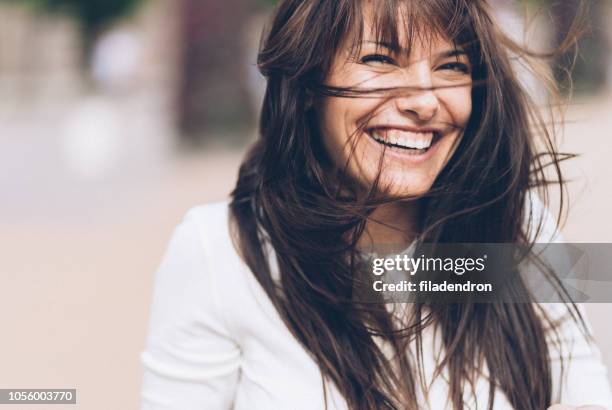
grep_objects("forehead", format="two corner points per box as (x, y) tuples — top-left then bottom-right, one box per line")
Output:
(346, 0), (463, 57)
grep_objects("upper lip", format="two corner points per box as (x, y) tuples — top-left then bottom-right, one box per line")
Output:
(365, 125), (443, 134)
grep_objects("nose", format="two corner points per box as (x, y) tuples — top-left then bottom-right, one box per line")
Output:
(393, 68), (440, 122)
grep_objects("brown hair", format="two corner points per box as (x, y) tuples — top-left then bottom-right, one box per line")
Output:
(230, 1), (586, 409)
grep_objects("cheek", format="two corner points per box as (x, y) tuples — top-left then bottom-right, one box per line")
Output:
(441, 87), (473, 127)
(318, 100), (345, 165)
(319, 97), (380, 162)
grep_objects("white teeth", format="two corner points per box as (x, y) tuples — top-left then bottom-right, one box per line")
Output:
(369, 129), (434, 150)
(398, 134), (410, 148)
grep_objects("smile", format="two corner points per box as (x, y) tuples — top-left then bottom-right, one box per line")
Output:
(365, 127), (442, 155)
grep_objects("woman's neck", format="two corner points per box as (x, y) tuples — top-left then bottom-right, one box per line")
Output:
(358, 201), (420, 253)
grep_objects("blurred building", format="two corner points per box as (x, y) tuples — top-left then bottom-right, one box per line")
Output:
(177, 0), (256, 141)
(0, 0), (179, 220)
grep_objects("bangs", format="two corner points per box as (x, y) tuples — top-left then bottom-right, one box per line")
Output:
(343, 0), (478, 62)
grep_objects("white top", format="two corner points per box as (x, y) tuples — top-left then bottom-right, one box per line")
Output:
(140, 197), (612, 409)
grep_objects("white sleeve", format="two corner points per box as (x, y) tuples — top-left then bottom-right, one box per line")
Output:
(544, 303), (612, 408)
(528, 192), (612, 406)
(139, 209), (241, 410)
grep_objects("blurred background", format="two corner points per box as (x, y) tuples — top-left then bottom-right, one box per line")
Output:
(0, 0), (610, 408)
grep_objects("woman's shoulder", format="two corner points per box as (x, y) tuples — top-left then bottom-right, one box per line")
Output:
(178, 197), (258, 285)
(146, 199), (278, 345)
(148, 198), (242, 321)
(178, 198), (281, 325)
(183, 198), (231, 237)
(181, 198), (243, 263)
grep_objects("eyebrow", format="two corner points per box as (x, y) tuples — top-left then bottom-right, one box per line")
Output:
(361, 41), (468, 59)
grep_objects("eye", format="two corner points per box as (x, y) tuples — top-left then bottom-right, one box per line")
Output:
(438, 62), (470, 74)
(359, 54), (396, 66)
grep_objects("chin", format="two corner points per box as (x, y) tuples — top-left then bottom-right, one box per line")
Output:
(377, 174), (435, 198)
(386, 185), (433, 198)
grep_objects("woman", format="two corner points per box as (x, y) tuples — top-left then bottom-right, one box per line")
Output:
(140, 0), (612, 409)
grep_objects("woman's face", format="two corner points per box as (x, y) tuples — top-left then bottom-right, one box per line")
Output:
(318, 12), (473, 197)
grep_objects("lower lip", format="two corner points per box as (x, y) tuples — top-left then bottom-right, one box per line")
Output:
(364, 131), (443, 164)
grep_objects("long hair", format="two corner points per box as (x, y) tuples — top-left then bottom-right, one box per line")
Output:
(230, 1), (585, 409)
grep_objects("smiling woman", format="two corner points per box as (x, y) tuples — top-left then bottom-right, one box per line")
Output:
(140, 0), (612, 409)
(319, 26), (472, 200)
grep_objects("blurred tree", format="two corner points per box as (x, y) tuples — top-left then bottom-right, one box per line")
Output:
(549, 0), (609, 93)
(525, 0), (609, 93)
(177, 0), (255, 142)
(2, 0), (145, 64)
(256, 0), (277, 8)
